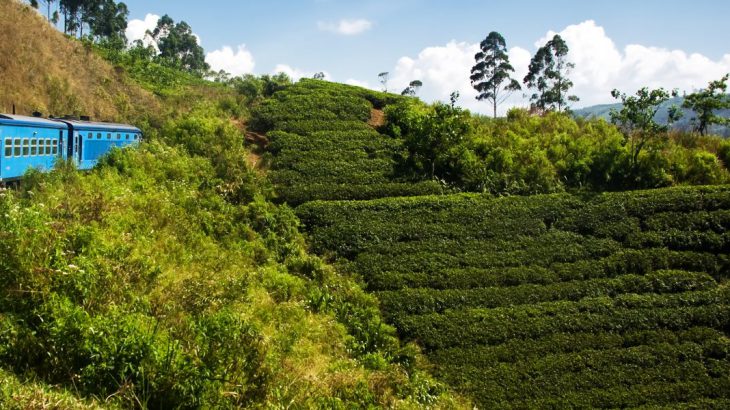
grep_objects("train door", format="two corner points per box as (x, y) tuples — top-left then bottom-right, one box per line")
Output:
(67, 130), (79, 165)
(78, 132), (83, 163)
(59, 129), (65, 160)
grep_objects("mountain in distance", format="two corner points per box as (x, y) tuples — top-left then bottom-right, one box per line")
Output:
(573, 95), (730, 137)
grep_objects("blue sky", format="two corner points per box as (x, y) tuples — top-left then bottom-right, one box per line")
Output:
(121, 0), (730, 113)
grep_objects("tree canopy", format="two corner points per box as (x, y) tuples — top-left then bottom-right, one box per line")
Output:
(683, 74), (730, 135)
(523, 34), (578, 113)
(470, 31), (521, 118)
(149, 14), (209, 73)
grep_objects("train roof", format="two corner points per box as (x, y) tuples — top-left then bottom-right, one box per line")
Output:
(0, 114), (67, 129)
(56, 119), (142, 133)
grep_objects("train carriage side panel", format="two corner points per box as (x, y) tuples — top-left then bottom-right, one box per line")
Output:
(56, 120), (142, 170)
(0, 115), (67, 181)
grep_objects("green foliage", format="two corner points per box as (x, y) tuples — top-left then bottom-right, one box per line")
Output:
(297, 186), (730, 408)
(251, 79), (443, 204)
(683, 74), (730, 135)
(149, 14), (209, 73)
(523, 34), (578, 112)
(385, 100), (472, 180)
(384, 99), (730, 194)
(610, 87), (680, 169)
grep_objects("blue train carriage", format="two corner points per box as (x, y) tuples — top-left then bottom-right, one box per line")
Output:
(57, 119), (142, 170)
(0, 114), (67, 182)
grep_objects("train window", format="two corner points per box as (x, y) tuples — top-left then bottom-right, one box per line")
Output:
(87, 132), (92, 140)
(107, 133), (111, 140)
(116, 133), (121, 140)
(30, 139), (37, 156)
(125, 134), (130, 140)
(22, 139), (29, 156)
(52, 140), (58, 155)
(45, 139), (51, 155)
(134, 134), (139, 140)
(4, 138), (11, 157)
(13, 138), (21, 156)
(97, 133), (102, 139)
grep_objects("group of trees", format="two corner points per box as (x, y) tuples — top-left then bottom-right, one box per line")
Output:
(29, 0), (129, 41)
(471, 32), (578, 118)
(27, 1), (209, 74)
(470, 30), (729, 140)
(609, 74), (730, 168)
(144, 14), (209, 72)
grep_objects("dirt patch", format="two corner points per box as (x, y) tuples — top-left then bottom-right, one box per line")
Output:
(245, 131), (269, 148)
(243, 129), (269, 172)
(368, 108), (385, 127)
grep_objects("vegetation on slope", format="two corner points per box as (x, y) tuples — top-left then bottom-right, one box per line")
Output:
(0, 107), (459, 408)
(0, 0), (157, 121)
(384, 99), (730, 195)
(0, 1), (462, 407)
(297, 186), (730, 408)
(250, 79), (444, 205)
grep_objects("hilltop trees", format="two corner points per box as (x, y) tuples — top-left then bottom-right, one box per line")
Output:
(33, 0), (128, 41)
(401, 80), (423, 96)
(470, 31), (521, 118)
(683, 74), (730, 135)
(524, 34), (578, 113)
(609, 87), (680, 169)
(149, 15), (209, 73)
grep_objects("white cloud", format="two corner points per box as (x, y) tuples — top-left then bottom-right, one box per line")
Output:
(125, 13), (159, 48)
(345, 79), (375, 89)
(383, 20), (730, 115)
(385, 41), (530, 114)
(206, 45), (255, 76)
(273, 64), (331, 81)
(535, 20), (730, 107)
(317, 19), (373, 36)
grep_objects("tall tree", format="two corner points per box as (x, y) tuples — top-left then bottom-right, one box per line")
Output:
(682, 74), (730, 135)
(87, 0), (128, 42)
(149, 15), (209, 72)
(470, 31), (521, 118)
(610, 87), (680, 168)
(523, 34), (578, 113)
(378, 72), (389, 92)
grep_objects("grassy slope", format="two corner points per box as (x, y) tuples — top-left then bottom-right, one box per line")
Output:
(0, 1), (463, 408)
(0, 0), (157, 121)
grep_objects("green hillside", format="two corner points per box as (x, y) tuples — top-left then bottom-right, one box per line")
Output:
(251, 79), (443, 205)
(4, 0), (730, 407)
(0, 1), (460, 408)
(245, 71), (730, 408)
(297, 187), (730, 408)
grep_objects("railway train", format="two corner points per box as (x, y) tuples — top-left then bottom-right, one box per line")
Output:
(0, 113), (141, 183)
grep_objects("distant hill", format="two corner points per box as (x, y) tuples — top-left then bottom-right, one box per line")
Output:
(574, 96), (730, 137)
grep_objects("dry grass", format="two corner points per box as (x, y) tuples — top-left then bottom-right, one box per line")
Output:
(0, 0), (158, 121)
(0, 369), (109, 410)
(368, 108), (385, 127)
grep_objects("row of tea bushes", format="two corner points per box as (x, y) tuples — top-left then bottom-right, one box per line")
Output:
(296, 185), (730, 408)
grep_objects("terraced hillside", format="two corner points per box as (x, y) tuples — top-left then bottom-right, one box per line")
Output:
(297, 187), (730, 408)
(251, 79), (443, 204)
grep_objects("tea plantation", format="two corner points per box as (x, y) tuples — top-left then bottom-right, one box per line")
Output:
(297, 186), (730, 408)
(251, 79), (443, 204)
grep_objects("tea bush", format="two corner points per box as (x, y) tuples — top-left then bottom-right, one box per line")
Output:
(297, 186), (730, 408)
